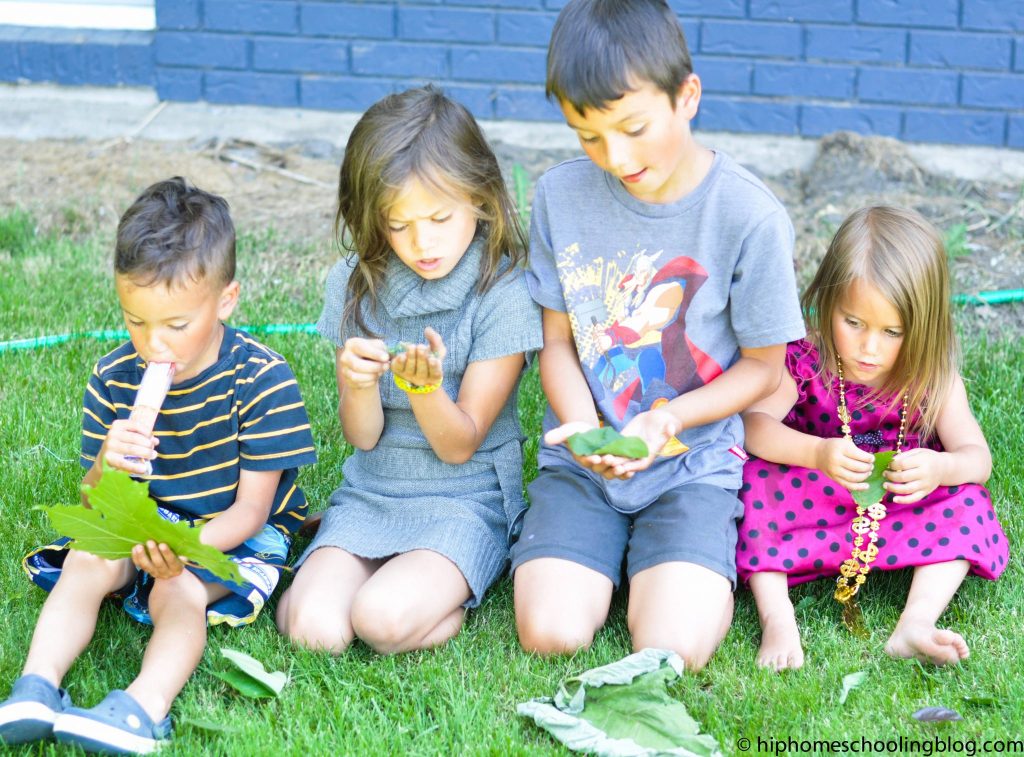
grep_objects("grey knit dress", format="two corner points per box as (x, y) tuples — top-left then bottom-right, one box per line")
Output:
(298, 237), (543, 606)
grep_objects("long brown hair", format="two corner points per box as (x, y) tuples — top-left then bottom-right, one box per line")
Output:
(336, 85), (527, 337)
(801, 206), (958, 439)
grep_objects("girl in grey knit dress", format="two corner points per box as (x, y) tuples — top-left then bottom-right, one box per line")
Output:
(276, 86), (542, 655)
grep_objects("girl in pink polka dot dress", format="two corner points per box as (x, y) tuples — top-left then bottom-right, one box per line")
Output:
(737, 206), (1008, 671)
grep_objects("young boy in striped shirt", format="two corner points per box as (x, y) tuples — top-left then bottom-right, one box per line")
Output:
(0, 177), (317, 754)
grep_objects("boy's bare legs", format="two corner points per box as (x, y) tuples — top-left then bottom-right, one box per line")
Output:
(350, 550), (471, 653)
(126, 573), (230, 722)
(748, 571), (803, 670)
(628, 562), (733, 672)
(885, 560), (970, 666)
(514, 558), (614, 654)
(22, 551), (137, 687)
(277, 547), (381, 654)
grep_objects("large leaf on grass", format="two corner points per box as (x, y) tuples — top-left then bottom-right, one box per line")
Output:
(211, 648), (288, 699)
(519, 649), (722, 756)
(567, 427), (650, 459)
(852, 451), (896, 507)
(38, 467), (243, 585)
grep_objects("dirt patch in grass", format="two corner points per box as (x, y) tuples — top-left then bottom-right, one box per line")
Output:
(1, 131), (1021, 334)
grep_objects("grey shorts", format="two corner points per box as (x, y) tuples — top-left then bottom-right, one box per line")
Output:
(510, 466), (743, 589)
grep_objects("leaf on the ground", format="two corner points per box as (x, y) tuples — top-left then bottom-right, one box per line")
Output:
(178, 717), (239, 734)
(912, 707), (963, 722)
(852, 451), (895, 507)
(839, 671), (868, 705)
(961, 696), (996, 706)
(216, 648), (288, 699)
(793, 595), (817, 613)
(518, 649), (722, 757)
(567, 427), (649, 459)
(37, 466), (243, 585)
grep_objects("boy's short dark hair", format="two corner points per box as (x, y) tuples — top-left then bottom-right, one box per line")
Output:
(115, 177), (236, 288)
(547, 0), (693, 115)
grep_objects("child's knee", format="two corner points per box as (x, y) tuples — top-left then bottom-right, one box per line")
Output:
(629, 626), (715, 671)
(61, 550), (133, 591)
(349, 591), (416, 654)
(279, 598), (352, 655)
(148, 572), (207, 614)
(516, 612), (596, 656)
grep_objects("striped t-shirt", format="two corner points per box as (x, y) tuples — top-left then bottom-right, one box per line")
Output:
(81, 326), (318, 537)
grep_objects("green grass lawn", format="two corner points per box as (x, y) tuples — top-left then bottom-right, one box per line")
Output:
(1, 215), (1022, 755)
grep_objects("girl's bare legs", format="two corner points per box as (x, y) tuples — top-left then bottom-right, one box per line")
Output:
(749, 571), (804, 671)
(885, 560), (970, 665)
(277, 547), (381, 654)
(22, 551), (137, 686)
(350, 550), (471, 653)
(628, 562), (734, 672)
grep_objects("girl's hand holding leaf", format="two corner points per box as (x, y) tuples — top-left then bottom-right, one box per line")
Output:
(339, 337), (390, 390)
(390, 327), (446, 390)
(885, 448), (946, 504)
(814, 436), (874, 492)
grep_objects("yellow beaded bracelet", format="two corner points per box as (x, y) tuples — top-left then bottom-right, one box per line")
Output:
(394, 374), (442, 394)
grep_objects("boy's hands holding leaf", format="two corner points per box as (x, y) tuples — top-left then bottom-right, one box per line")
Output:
(547, 413), (664, 480)
(885, 448), (947, 504)
(595, 408), (676, 479)
(545, 421), (609, 472)
(131, 540), (186, 579)
(339, 337), (391, 390)
(814, 437), (874, 492)
(390, 327), (446, 389)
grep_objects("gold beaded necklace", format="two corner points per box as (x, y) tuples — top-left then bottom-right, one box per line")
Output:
(832, 355), (907, 606)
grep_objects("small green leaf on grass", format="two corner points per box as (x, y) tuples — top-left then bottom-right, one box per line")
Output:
(852, 451), (896, 508)
(961, 696), (996, 706)
(912, 707), (963, 722)
(839, 671), (868, 705)
(793, 595), (816, 613)
(214, 648), (288, 699)
(566, 427), (649, 459)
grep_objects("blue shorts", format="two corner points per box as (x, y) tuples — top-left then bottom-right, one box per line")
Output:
(22, 507), (289, 627)
(510, 466), (743, 589)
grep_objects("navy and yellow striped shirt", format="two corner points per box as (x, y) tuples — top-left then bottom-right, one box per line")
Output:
(81, 326), (318, 537)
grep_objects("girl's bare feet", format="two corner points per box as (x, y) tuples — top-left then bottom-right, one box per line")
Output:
(757, 609), (804, 671)
(884, 620), (969, 665)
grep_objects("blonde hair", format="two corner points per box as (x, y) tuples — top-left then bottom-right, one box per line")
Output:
(801, 206), (958, 440)
(336, 85), (526, 338)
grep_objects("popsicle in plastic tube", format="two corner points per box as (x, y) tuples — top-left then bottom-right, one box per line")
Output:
(124, 362), (175, 476)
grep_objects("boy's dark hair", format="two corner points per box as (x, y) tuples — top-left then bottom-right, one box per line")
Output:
(547, 0), (693, 115)
(115, 177), (236, 288)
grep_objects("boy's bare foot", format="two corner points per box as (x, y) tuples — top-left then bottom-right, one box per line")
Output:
(757, 610), (804, 671)
(884, 620), (969, 665)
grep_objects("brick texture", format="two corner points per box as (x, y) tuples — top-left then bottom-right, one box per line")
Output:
(0, 0), (1021, 147)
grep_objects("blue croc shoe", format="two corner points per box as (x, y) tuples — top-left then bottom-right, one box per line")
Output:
(53, 690), (171, 755)
(0, 674), (73, 745)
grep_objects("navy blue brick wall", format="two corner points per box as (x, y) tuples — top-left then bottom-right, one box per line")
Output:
(1, 0), (1023, 148)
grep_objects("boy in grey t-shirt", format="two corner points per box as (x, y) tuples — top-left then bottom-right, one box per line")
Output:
(510, 0), (805, 670)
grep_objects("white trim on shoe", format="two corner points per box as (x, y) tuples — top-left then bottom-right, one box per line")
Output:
(53, 712), (168, 754)
(0, 700), (58, 727)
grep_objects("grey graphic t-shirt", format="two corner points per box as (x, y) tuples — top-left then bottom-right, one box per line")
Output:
(526, 152), (805, 513)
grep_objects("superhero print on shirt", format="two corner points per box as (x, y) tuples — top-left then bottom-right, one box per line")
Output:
(557, 243), (723, 431)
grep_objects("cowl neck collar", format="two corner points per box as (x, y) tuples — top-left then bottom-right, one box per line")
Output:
(378, 235), (485, 319)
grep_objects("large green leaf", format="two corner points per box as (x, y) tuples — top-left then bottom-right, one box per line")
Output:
(566, 427), (649, 459)
(38, 467), (243, 585)
(573, 666), (720, 755)
(220, 648), (288, 697)
(852, 451), (896, 507)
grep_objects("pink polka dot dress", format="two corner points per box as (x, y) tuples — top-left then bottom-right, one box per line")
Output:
(737, 339), (1008, 587)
